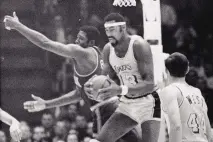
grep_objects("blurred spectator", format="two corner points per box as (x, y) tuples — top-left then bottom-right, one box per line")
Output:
(88, 14), (103, 28)
(207, 76), (213, 90)
(19, 122), (32, 142)
(174, 22), (197, 55)
(67, 104), (78, 123)
(190, 55), (206, 78)
(82, 136), (92, 142)
(161, 4), (177, 27)
(86, 122), (93, 137)
(67, 133), (79, 142)
(204, 62), (213, 78)
(69, 129), (79, 136)
(41, 112), (55, 141)
(196, 77), (208, 93)
(32, 126), (46, 142)
(54, 15), (66, 43)
(75, 115), (87, 141)
(0, 131), (6, 142)
(186, 69), (199, 87)
(70, 122), (77, 130)
(53, 120), (68, 142)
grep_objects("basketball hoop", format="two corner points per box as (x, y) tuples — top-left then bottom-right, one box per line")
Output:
(113, 0), (136, 7)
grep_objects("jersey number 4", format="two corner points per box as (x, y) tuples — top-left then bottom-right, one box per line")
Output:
(187, 113), (206, 134)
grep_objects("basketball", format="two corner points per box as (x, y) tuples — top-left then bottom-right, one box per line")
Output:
(91, 75), (111, 102)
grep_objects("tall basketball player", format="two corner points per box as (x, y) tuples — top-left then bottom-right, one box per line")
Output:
(159, 52), (213, 142)
(0, 108), (22, 141)
(3, 12), (139, 141)
(85, 13), (161, 142)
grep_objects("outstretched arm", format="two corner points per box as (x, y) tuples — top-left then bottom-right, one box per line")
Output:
(0, 108), (18, 126)
(24, 89), (81, 112)
(45, 89), (81, 108)
(0, 108), (22, 141)
(4, 12), (87, 58)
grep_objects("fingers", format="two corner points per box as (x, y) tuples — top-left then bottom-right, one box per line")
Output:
(11, 130), (22, 141)
(4, 15), (13, 19)
(10, 126), (22, 142)
(13, 11), (17, 18)
(98, 87), (109, 94)
(23, 101), (36, 112)
(84, 81), (93, 88)
(31, 94), (41, 101)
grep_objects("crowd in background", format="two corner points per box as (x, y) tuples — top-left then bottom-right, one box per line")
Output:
(0, 104), (95, 142)
(1, 0), (213, 141)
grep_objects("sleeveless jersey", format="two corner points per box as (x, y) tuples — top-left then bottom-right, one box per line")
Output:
(109, 35), (147, 98)
(166, 83), (208, 142)
(109, 35), (143, 86)
(73, 46), (103, 107)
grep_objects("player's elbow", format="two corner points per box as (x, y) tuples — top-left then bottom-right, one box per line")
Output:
(41, 39), (52, 50)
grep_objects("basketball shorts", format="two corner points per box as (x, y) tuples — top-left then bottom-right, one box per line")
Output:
(115, 91), (161, 124)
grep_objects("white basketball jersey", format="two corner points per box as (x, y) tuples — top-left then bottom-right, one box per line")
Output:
(109, 35), (143, 87)
(166, 83), (208, 142)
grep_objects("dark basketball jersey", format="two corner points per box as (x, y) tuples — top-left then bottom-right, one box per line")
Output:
(73, 46), (103, 107)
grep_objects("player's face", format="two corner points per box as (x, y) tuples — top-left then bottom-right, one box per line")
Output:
(75, 31), (89, 48)
(105, 24), (123, 46)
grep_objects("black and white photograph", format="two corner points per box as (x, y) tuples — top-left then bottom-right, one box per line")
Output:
(1, 0), (213, 141)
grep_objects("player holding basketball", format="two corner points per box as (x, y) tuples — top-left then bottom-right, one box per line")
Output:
(159, 52), (213, 142)
(3, 12), (139, 141)
(0, 108), (22, 141)
(85, 13), (161, 142)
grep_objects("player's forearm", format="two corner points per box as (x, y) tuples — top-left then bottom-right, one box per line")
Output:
(169, 126), (182, 142)
(15, 22), (53, 51)
(45, 90), (81, 109)
(0, 109), (17, 126)
(127, 81), (155, 95)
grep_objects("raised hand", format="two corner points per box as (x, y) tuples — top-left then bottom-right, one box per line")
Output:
(3, 11), (20, 30)
(23, 94), (46, 112)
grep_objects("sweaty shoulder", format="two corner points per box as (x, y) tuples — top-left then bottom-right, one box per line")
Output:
(132, 35), (152, 61)
(102, 43), (111, 56)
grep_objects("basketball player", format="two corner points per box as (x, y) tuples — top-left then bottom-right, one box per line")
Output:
(159, 52), (213, 142)
(85, 13), (161, 142)
(0, 108), (22, 141)
(3, 12), (139, 141)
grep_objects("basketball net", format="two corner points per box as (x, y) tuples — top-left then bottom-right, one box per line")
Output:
(113, 0), (162, 52)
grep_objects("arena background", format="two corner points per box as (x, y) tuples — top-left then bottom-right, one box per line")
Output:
(0, 0), (213, 141)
